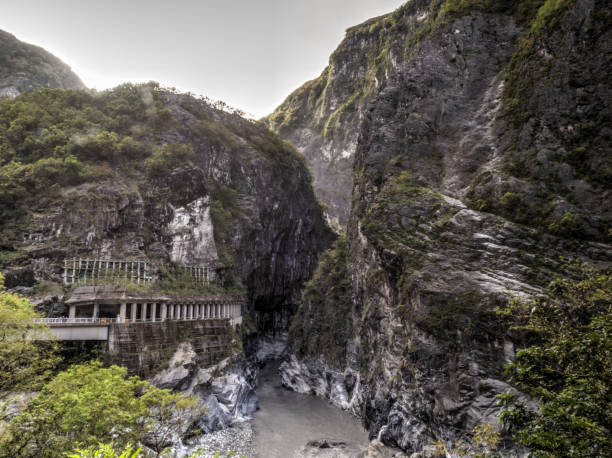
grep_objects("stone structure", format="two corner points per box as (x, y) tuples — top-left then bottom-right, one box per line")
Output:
(32, 285), (245, 375)
(64, 285), (242, 324)
(108, 319), (232, 376)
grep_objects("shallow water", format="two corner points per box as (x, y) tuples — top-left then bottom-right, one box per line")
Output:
(252, 362), (369, 458)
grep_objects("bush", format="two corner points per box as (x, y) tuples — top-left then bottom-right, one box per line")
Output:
(498, 262), (612, 457)
(1, 361), (202, 457)
(144, 142), (196, 178)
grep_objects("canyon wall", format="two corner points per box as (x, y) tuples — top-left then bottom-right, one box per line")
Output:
(281, 0), (612, 453)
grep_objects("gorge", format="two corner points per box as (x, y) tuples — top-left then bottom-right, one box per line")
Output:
(1, 1), (611, 457)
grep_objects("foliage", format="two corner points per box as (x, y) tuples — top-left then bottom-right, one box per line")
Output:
(1, 361), (202, 457)
(498, 262), (611, 457)
(0, 272), (60, 405)
(548, 212), (584, 238)
(433, 423), (502, 457)
(144, 143), (196, 179)
(67, 443), (141, 458)
(289, 235), (352, 367)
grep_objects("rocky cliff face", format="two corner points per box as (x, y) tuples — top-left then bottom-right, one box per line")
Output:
(283, 0), (611, 454)
(267, 1), (436, 228)
(0, 83), (332, 328)
(0, 30), (85, 97)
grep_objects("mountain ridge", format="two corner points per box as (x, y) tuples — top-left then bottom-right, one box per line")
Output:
(0, 29), (85, 97)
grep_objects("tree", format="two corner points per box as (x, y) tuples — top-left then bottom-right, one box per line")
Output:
(0, 273), (60, 416)
(67, 443), (141, 458)
(498, 262), (611, 457)
(2, 361), (202, 457)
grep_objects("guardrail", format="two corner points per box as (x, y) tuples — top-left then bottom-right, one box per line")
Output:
(33, 316), (239, 325)
(33, 317), (118, 324)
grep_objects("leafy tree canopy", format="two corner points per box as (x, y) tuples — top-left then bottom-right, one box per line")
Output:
(0, 272), (60, 401)
(498, 261), (611, 457)
(1, 361), (202, 457)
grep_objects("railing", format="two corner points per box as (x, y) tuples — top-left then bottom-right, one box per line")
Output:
(34, 314), (241, 325)
(33, 317), (118, 324)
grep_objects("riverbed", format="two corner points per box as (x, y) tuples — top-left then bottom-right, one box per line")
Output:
(252, 362), (369, 457)
(187, 361), (370, 457)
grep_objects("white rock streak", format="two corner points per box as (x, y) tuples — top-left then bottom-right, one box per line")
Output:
(167, 197), (218, 265)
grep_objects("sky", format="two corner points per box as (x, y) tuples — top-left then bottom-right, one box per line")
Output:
(0, 0), (406, 118)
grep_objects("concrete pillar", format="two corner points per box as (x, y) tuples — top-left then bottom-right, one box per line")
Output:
(93, 303), (99, 319)
(69, 305), (76, 319)
(161, 303), (167, 321)
(177, 304), (182, 320)
(188, 304), (193, 320)
(142, 303), (148, 322)
(131, 303), (137, 322)
(151, 303), (157, 322)
(120, 303), (126, 321)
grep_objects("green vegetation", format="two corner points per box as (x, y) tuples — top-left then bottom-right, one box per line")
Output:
(1, 361), (202, 457)
(0, 273), (60, 402)
(68, 444), (141, 458)
(144, 143), (196, 179)
(548, 212), (584, 237)
(0, 275), (207, 457)
(497, 262), (611, 457)
(433, 423), (502, 457)
(209, 185), (240, 270)
(0, 80), (312, 278)
(503, 0), (574, 127)
(412, 291), (504, 343)
(362, 171), (444, 258)
(289, 236), (352, 367)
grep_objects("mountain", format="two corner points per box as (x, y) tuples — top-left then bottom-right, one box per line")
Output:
(280, 0), (611, 454)
(0, 30), (85, 97)
(0, 83), (332, 327)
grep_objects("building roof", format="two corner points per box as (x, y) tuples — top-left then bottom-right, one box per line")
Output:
(65, 285), (244, 305)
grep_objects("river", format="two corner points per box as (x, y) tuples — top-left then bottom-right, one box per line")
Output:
(188, 361), (370, 457)
(252, 362), (370, 457)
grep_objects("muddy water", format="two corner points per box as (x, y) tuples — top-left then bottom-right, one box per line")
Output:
(252, 362), (369, 457)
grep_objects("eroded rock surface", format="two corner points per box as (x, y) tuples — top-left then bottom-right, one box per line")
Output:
(283, 0), (611, 454)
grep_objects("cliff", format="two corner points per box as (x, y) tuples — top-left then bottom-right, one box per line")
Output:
(0, 83), (332, 330)
(282, 0), (611, 453)
(0, 30), (85, 97)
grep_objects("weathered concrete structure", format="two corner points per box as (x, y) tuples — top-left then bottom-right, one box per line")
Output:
(64, 285), (242, 324)
(34, 286), (245, 375)
(108, 319), (232, 376)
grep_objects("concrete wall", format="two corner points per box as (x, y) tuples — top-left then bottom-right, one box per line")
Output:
(107, 319), (232, 376)
(48, 325), (109, 341)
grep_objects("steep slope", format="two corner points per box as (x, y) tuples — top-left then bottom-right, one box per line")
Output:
(0, 30), (85, 97)
(267, 0), (436, 227)
(282, 0), (611, 454)
(0, 84), (332, 328)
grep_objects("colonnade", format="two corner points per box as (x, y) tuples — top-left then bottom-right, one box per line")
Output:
(68, 301), (242, 323)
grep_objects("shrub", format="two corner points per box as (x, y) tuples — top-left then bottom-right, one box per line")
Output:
(144, 142), (196, 178)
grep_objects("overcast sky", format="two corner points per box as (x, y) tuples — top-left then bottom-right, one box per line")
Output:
(0, 0), (406, 117)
